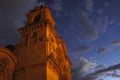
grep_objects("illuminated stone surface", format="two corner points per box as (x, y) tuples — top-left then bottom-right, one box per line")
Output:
(0, 5), (72, 80)
(0, 47), (17, 80)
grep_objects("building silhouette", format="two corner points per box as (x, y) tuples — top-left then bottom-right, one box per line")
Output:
(0, 5), (72, 80)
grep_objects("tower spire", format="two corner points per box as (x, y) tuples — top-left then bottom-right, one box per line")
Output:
(15, 5), (72, 80)
(26, 4), (55, 27)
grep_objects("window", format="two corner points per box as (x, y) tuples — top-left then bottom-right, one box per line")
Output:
(34, 14), (41, 23)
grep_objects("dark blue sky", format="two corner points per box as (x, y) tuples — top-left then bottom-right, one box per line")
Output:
(0, 0), (120, 80)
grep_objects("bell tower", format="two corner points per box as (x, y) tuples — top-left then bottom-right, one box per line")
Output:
(14, 5), (72, 80)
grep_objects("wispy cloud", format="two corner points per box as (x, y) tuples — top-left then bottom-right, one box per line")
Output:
(50, 0), (63, 12)
(94, 64), (105, 71)
(49, 0), (63, 17)
(98, 47), (107, 54)
(36, 0), (63, 12)
(75, 0), (114, 41)
(97, 9), (104, 15)
(81, 63), (120, 80)
(70, 45), (93, 53)
(82, 15), (111, 41)
(112, 40), (120, 46)
(85, 0), (94, 12)
(104, 2), (109, 7)
(36, 0), (45, 6)
(105, 70), (120, 78)
(72, 57), (96, 80)
(80, 10), (100, 41)
(98, 40), (120, 54)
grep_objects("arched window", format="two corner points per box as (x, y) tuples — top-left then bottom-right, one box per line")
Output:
(34, 14), (41, 23)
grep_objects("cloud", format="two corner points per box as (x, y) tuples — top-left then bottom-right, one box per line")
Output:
(99, 79), (104, 80)
(71, 45), (93, 53)
(76, 0), (114, 41)
(71, 47), (120, 80)
(78, 46), (93, 52)
(80, 12), (111, 41)
(85, 0), (94, 12)
(94, 64), (105, 71)
(81, 63), (120, 80)
(98, 47), (107, 54)
(97, 9), (103, 15)
(98, 40), (120, 54)
(72, 57), (96, 80)
(80, 10), (99, 41)
(94, 16), (109, 33)
(49, 0), (64, 17)
(36, 0), (45, 6)
(104, 2), (109, 7)
(50, 0), (63, 12)
(112, 40), (120, 46)
(106, 71), (120, 78)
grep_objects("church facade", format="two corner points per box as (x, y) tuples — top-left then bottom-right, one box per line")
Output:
(0, 5), (72, 80)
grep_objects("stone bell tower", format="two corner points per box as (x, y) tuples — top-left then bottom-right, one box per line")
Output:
(14, 5), (72, 80)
